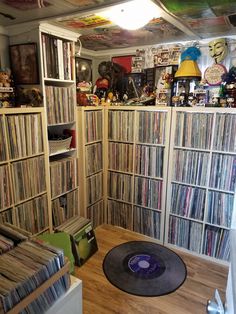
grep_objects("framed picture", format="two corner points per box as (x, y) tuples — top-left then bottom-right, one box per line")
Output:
(9, 43), (39, 84)
(75, 57), (92, 83)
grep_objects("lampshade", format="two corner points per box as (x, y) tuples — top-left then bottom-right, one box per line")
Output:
(100, 0), (161, 30)
(175, 60), (202, 79)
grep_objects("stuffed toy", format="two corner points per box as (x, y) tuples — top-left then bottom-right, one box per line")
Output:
(16, 87), (43, 107)
(0, 69), (11, 88)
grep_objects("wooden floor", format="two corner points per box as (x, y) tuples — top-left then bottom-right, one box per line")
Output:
(74, 224), (228, 314)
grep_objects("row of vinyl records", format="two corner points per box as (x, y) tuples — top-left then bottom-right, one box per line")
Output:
(0, 223), (31, 254)
(172, 150), (236, 191)
(107, 200), (161, 240)
(108, 110), (167, 144)
(0, 195), (49, 235)
(0, 156), (46, 209)
(170, 183), (233, 227)
(52, 189), (78, 227)
(107, 171), (162, 210)
(168, 215), (230, 261)
(108, 143), (164, 177)
(86, 142), (103, 176)
(175, 112), (213, 149)
(86, 172), (103, 206)
(0, 114), (43, 162)
(45, 86), (75, 125)
(50, 157), (77, 198)
(85, 110), (103, 143)
(0, 240), (70, 313)
(41, 33), (73, 80)
(87, 200), (104, 229)
(175, 112), (236, 151)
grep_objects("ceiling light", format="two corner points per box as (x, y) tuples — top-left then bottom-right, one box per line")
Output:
(101, 0), (161, 31)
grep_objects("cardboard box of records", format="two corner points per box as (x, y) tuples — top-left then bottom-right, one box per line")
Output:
(55, 216), (98, 266)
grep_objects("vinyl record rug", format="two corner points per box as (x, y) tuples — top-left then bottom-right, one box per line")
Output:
(103, 241), (187, 297)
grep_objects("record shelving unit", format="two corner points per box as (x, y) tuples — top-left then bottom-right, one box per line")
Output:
(0, 107), (51, 235)
(8, 22), (80, 229)
(106, 106), (171, 241)
(166, 107), (236, 262)
(39, 24), (79, 229)
(77, 106), (106, 228)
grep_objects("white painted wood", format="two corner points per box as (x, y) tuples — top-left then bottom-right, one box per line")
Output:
(45, 276), (82, 314)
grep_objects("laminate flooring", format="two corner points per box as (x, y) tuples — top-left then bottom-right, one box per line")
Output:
(75, 224), (228, 314)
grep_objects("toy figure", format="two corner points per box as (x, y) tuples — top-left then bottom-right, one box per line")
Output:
(226, 97), (234, 107)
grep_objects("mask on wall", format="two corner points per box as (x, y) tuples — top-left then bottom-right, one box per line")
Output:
(208, 38), (228, 64)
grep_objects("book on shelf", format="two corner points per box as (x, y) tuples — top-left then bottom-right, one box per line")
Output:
(55, 216), (98, 266)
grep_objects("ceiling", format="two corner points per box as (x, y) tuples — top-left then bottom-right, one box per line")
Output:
(1, 0), (236, 51)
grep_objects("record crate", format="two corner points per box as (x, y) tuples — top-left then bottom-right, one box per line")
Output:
(5, 259), (71, 314)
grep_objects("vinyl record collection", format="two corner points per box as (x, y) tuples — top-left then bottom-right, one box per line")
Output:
(85, 142), (102, 176)
(209, 153), (236, 191)
(108, 142), (133, 173)
(12, 156), (46, 203)
(135, 145), (163, 177)
(168, 216), (203, 254)
(55, 216), (98, 266)
(0, 116), (7, 162)
(0, 240), (70, 313)
(203, 226), (230, 260)
(213, 113), (236, 151)
(85, 110), (103, 143)
(41, 33), (73, 80)
(50, 157), (77, 198)
(168, 109), (236, 261)
(136, 111), (166, 144)
(6, 114), (43, 159)
(14, 195), (49, 234)
(107, 200), (133, 230)
(207, 191), (233, 228)
(0, 165), (12, 209)
(173, 149), (209, 186)
(0, 223), (30, 254)
(174, 112), (213, 149)
(52, 189), (78, 227)
(108, 172), (132, 203)
(133, 206), (161, 239)
(87, 200), (104, 229)
(170, 183), (205, 220)
(108, 110), (134, 142)
(45, 86), (75, 125)
(0, 222), (70, 313)
(134, 177), (162, 210)
(86, 172), (103, 206)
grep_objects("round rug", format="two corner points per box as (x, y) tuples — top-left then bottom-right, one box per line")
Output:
(102, 241), (187, 297)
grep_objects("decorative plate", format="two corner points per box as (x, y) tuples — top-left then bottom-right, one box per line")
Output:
(204, 64), (227, 86)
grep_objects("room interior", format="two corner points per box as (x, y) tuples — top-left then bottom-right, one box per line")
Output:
(0, 1), (236, 313)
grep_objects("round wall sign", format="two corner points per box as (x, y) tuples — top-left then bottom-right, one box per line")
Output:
(204, 64), (227, 86)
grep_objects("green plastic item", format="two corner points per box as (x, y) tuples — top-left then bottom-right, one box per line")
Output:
(36, 231), (75, 274)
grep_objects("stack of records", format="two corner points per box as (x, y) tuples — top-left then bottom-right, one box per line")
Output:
(0, 239), (70, 313)
(0, 223), (32, 254)
(55, 216), (98, 266)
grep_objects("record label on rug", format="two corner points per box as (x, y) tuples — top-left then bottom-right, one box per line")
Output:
(103, 241), (187, 297)
(125, 253), (166, 279)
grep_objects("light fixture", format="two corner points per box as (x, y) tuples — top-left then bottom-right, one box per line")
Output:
(100, 0), (161, 31)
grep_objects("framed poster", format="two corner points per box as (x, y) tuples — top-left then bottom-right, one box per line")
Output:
(9, 43), (39, 84)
